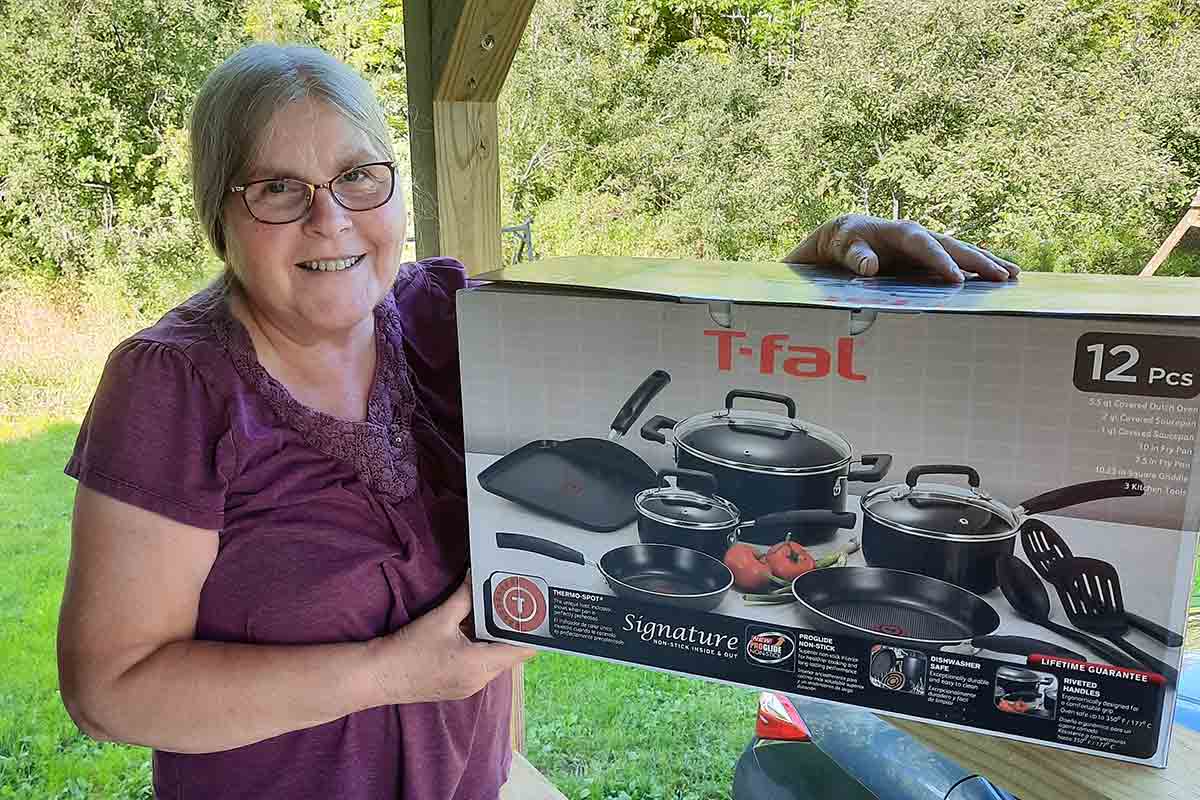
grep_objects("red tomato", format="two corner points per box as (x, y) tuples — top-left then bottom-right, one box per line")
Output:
(765, 541), (816, 580)
(998, 699), (1030, 714)
(724, 543), (773, 592)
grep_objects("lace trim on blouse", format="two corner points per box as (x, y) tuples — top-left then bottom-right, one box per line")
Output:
(207, 291), (420, 500)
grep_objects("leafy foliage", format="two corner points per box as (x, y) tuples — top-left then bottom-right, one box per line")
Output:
(502, 0), (1200, 271)
(0, 0), (1198, 315)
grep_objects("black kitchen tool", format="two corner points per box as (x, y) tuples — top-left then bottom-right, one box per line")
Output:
(1019, 518), (1183, 648)
(996, 554), (1143, 668)
(478, 370), (670, 532)
(859, 465), (1144, 593)
(640, 389), (891, 543)
(633, 468), (857, 558)
(900, 652), (926, 689)
(1043, 686), (1058, 717)
(1050, 556), (1178, 684)
(495, 531), (733, 612)
(788, 565), (1086, 660)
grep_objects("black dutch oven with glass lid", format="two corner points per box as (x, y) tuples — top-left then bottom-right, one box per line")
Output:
(640, 390), (891, 544)
(859, 464), (1145, 594)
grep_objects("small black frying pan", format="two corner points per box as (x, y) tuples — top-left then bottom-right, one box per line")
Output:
(495, 531), (733, 612)
(789, 566), (1087, 660)
(869, 648), (895, 683)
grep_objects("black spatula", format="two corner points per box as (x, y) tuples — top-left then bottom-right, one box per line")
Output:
(996, 554), (1141, 669)
(1049, 557), (1178, 684)
(1019, 519), (1183, 648)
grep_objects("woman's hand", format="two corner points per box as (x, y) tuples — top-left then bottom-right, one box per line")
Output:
(784, 215), (1020, 283)
(367, 575), (537, 704)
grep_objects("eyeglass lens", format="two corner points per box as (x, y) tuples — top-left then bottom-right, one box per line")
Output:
(244, 163), (394, 223)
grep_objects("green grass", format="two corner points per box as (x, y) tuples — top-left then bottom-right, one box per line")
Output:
(0, 418), (755, 799)
(0, 419), (154, 799)
(1193, 560), (1200, 607)
(524, 654), (752, 799)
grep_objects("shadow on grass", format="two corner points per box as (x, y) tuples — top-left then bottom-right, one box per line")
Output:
(0, 420), (152, 800)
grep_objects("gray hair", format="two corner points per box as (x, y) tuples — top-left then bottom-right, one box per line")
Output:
(189, 43), (396, 285)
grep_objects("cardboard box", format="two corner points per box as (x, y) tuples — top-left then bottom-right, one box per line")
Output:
(459, 256), (1199, 766)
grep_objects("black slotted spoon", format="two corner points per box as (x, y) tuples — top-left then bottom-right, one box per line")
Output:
(1019, 519), (1183, 648)
(1050, 557), (1178, 684)
(995, 554), (1142, 669)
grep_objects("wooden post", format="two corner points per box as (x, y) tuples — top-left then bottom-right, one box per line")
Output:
(402, 0), (536, 756)
(510, 662), (525, 755)
(1140, 188), (1200, 276)
(403, 0), (534, 276)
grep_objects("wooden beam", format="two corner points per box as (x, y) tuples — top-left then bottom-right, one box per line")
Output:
(499, 753), (566, 800)
(403, 0), (534, 274)
(510, 663), (526, 755)
(431, 100), (501, 274)
(1141, 188), (1200, 276)
(402, 0), (534, 752)
(401, 0), (442, 261)
(434, 0), (536, 102)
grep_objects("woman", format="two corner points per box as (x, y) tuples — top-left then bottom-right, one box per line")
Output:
(55, 43), (1017, 800)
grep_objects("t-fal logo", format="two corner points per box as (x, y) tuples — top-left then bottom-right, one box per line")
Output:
(704, 330), (866, 381)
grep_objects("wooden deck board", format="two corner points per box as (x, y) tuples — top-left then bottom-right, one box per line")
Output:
(499, 753), (567, 800)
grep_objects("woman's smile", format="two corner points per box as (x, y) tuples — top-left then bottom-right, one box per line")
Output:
(296, 253), (367, 272)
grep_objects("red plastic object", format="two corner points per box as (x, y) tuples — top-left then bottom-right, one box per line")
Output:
(755, 692), (812, 742)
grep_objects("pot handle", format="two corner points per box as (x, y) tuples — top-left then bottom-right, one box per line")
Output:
(609, 370), (672, 436)
(743, 509), (858, 530)
(970, 635), (1087, 661)
(640, 415), (679, 444)
(725, 390), (797, 418)
(906, 464), (981, 489)
(496, 532), (587, 565)
(1017, 478), (1145, 516)
(849, 454), (892, 483)
(657, 468), (719, 495)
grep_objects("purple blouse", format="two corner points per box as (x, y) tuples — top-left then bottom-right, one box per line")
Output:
(65, 258), (512, 800)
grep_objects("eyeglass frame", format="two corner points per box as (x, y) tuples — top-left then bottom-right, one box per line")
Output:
(228, 160), (398, 225)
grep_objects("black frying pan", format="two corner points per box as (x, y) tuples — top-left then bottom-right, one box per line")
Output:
(478, 370), (670, 532)
(869, 648), (895, 683)
(789, 566), (1087, 660)
(495, 531), (733, 612)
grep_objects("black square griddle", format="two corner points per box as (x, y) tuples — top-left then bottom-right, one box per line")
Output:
(476, 371), (670, 532)
(477, 437), (656, 532)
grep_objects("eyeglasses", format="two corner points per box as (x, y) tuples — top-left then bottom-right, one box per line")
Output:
(229, 161), (397, 224)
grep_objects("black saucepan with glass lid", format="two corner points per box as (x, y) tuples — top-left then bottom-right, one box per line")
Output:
(859, 465), (1144, 594)
(995, 665), (1043, 696)
(633, 469), (857, 559)
(640, 390), (891, 544)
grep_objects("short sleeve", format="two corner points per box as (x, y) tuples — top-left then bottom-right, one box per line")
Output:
(409, 256), (469, 313)
(65, 339), (236, 530)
